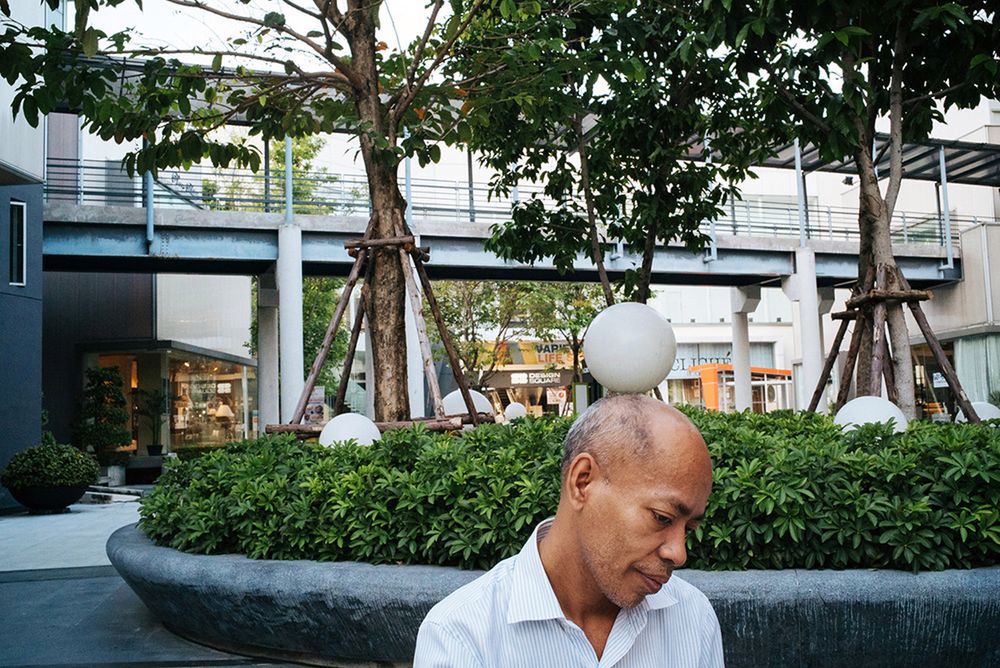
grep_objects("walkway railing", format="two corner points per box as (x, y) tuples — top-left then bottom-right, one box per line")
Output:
(45, 158), (985, 248)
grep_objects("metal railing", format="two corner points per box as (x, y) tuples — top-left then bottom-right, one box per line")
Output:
(44, 157), (985, 248)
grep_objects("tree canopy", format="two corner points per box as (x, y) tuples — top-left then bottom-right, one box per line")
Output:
(712, 0), (1000, 415)
(453, 0), (769, 303)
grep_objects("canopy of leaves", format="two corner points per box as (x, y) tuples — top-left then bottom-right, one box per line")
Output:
(709, 0), (1000, 161)
(0, 0), (497, 175)
(452, 0), (772, 299)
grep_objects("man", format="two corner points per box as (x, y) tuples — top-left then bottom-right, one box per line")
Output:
(414, 394), (723, 667)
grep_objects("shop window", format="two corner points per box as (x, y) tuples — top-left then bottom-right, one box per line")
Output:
(9, 200), (26, 286)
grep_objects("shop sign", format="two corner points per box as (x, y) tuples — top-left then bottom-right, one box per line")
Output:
(510, 371), (564, 385)
(546, 387), (568, 404)
(932, 372), (948, 389)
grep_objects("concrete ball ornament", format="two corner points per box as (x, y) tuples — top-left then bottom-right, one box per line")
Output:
(442, 389), (494, 416)
(833, 396), (908, 433)
(955, 401), (1000, 423)
(583, 302), (677, 394)
(318, 413), (382, 446)
(504, 402), (528, 421)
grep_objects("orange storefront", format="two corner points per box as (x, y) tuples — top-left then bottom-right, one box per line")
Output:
(688, 363), (793, 413)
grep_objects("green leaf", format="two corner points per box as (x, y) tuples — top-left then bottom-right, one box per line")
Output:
(81, 28), (100, 57)
(263, 12), (285, 28)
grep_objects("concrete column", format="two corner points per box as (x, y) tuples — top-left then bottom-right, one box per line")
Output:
(731, 286), (761, 412)
(257, 267), (280, 430)
(783, 248), (824, 411)
(277, 137), (304, 422)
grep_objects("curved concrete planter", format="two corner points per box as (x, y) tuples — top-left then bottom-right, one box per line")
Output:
(108, 524), (1000, 667)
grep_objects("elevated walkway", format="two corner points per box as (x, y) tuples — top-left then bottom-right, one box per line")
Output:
(43, 202), (961, 288)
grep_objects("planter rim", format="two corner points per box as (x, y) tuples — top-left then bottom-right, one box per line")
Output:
(107, 523), (1000, 666)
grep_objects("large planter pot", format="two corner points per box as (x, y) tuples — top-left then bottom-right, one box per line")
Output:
(107, 524), (1000, 667)
(9, 485), (89, 513)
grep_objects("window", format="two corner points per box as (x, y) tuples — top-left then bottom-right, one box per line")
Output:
(9, 201), (26, 286)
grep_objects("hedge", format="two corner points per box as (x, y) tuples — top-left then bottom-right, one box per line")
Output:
(138, 409), (1000, 571)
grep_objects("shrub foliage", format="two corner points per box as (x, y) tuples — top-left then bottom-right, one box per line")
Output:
(139, 409), (1000, 571)
(1, 441), (100, 490)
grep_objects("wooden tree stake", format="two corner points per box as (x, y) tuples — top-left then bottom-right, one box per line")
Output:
(291, 213), (378, 424)
(895, 269), (980, 422)
(399, 248), (446, 418)
(410, 253), (482, 425)
(868, 265), (889, 396)
(807, 316), (851, 412)
(333, 258), (374, 417)
(835, 315), (866, 412)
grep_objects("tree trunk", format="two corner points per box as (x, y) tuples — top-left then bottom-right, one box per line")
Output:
(572, 114), (615, 307)
(571, 336), (582, 383)
(635, 213), (658, 304)
(349, 16), (411, 421)
(854, 147), (880, 394)
(854, 146), (916, 417)
(362, 163), (412, 421)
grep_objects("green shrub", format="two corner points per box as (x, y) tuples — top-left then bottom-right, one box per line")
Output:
(139, 410), (1000, 572)
(73, 366), (131, 465)
(140, 418), (566, 569)
(1, 441), (100, 490)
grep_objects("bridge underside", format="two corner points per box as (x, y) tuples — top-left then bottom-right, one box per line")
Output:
(43, 206), (962, 289)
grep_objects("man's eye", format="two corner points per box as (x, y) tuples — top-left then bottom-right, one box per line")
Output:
(653, 512), (673, 526)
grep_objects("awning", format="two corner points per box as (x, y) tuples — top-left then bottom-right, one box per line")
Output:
(761, 133), (1000, 188)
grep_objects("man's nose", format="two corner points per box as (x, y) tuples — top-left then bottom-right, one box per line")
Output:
(657, 528), (687, 568)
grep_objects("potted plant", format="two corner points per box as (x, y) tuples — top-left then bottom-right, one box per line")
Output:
(135, 388), (171, 457)
(1, 435), (100, 513)
(73, 366), (132, 485)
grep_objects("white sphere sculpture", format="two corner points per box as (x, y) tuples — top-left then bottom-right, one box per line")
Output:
(442, 389), (493, 415)
(583, 302), (676, 393)
(955, 402), (1000, 423)
(504, 402), (528, 421)
(833, 396), (908, 433)
(318, 413), (382, 446)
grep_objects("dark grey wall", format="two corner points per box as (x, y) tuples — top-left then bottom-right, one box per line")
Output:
(42, 272), (154, 443)
(0, 184), (43, 510)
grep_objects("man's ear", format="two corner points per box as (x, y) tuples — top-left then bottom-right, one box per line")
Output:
(565, 453), (599, 509)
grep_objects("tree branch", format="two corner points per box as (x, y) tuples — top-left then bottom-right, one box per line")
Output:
(127, 48), (350, 86)
(390, 0), (487, 125)
(165, 0), (362, 89)
(775, 85), (832, 135)
(902, 81), (971, 108)
(405, 0), (444, 90)
(280, 0), (321, 20)
(883, 20), (908, 218)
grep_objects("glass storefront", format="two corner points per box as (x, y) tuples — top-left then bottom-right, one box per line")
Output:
(88, 342), (257, 457)
(167, 350), (257, 447)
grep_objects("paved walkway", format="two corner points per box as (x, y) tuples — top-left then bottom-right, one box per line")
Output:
(0, 501), (301, 667)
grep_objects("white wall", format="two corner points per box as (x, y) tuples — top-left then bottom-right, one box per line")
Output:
(156, 274), (253, 358)
(0, 2), (50, 182)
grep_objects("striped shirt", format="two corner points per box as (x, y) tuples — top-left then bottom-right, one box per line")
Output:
(414, 521), (724, 667)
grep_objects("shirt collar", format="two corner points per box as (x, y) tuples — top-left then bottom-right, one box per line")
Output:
(506, 520), (680, 624)
(507, 519), (566, 624)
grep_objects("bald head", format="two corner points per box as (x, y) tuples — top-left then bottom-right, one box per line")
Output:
(561, 395), (709, 483)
